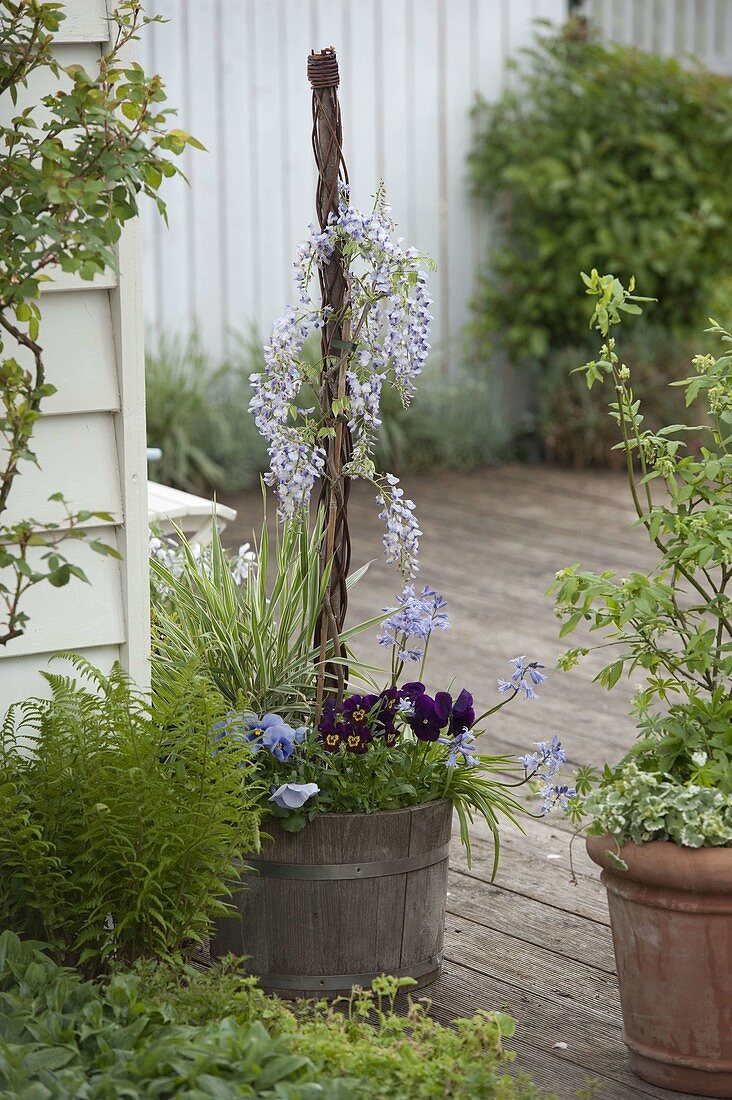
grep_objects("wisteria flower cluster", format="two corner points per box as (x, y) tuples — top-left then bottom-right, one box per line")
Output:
(249, 184), (433, 578)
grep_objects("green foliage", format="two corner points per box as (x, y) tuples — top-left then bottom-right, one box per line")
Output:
(551, 271), (732, 844)
(538, 325), (706, 468)
(145, 332), (268, 494)
(0, 1), (196, 644)
(585, 760), (732, 848)
(0, 657), (259, 974)
(376, 360), (510, 473)
(0, 932), (358, 1098)
(469, 21), (732, 362)
(0, 933), (557, 1098)
(135, 961), (554, 1100)
(151, 514), (377, 723)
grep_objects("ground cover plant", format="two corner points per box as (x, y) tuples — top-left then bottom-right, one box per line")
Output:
(0, 0), (198, 644)
(0, 931), (556, 1099)
(553, 272), (732, 851)
(469, 19), (732, 461)
(0, 658), (259, 975)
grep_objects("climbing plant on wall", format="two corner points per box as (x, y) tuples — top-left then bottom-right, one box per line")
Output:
(0, 0), (200, 645)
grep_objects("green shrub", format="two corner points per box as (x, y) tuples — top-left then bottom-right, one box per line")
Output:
(136, 959), (555, 1099)
(376, 360), (511, 473)
(0, 932), (356, 1098)
(0, 658), (259, 974)
(469, 21), (732, 362)
(538, 323), (707, 467)
(145, 332), (267, 494)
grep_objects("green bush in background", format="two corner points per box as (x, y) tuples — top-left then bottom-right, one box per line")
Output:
(146, 334), (508, 495)
(469, 20), (732, 463)
(145, 331), (268, 494)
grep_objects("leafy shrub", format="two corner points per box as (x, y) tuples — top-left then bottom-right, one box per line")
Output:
(469, 21), (732, 363)
(376, 361), (510, 473)
(145, 332), (267, 493)
(136, 959), (554, 1099)
(0, 933), (555, 1098)
(0, 932), (357, 1098)
(553, 272), (732, 846)
(538, 324), (707, 467)
(0, 658), (259, 974)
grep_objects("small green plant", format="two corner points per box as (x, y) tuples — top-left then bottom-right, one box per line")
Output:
(0, 932), (559, 1098)
(0, 657), (259, 974)
(136, 957), (555, 1099)
(151, 512), (380, 724)
(552, 271), (732, 846)
(0, 932), (357, 1098)
(0, 1), (199, 644)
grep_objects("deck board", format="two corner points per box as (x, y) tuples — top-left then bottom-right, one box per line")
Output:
(222, 466), (699, 1100)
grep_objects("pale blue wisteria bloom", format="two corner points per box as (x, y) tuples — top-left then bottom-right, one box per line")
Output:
(250, 183), (432, 577)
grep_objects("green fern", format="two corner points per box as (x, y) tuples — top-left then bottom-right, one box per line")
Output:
(0, 656), (259, 975)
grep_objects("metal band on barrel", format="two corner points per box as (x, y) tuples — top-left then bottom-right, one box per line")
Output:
(256, 954), (443, 992)
(242, 840), (450, 881)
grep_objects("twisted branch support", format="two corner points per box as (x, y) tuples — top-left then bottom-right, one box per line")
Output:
(308, 47), (352, 720)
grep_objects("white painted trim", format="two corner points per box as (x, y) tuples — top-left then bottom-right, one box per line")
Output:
(110, 220), (151, 689)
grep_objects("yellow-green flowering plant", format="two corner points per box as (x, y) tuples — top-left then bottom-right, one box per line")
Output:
(552, 271), (732, 849)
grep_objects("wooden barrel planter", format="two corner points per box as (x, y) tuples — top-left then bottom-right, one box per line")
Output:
(212, 799), (452, 998)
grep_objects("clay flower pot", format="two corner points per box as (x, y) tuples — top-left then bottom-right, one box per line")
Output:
(587, 835), (732, 1097)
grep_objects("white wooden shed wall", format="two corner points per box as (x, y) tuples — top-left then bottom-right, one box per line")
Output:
(584, 0), (732, 73)
(0, 0), (149, 713)
(139, 0), (568, 367)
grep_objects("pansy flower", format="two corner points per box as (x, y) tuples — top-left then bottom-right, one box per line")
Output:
(407, 691), (451, 742)
(318, 698), (345, 752)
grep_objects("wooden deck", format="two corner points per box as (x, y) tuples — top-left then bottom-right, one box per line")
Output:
(223, 466), (698, 1100)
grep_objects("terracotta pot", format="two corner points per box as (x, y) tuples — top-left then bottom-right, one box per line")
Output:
(587, 835), (732, 1097)
(212, 799), (452, 999)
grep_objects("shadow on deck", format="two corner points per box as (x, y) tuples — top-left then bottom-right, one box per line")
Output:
(222, 466), (698, 1100)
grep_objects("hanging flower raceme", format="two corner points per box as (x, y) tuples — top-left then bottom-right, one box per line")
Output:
(249, 184), (433, 579)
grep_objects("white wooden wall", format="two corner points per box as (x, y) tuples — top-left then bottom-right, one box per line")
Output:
(139, 0), (567, 365)
(0, 0), (150, 711)
(583, 0), (732, 73)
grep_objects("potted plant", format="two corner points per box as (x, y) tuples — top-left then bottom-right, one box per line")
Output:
(152, 172), (573, 999)
(552, 271), (732, 1096)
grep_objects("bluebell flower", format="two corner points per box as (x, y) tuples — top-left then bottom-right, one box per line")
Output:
(540, 783), (576, 814)
(269, 782), (320, 810)
(499, 656), (547, 701)
(439, 729), (480, 768)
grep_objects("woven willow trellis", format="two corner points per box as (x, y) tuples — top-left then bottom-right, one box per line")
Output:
(307, 47), (352, 715)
